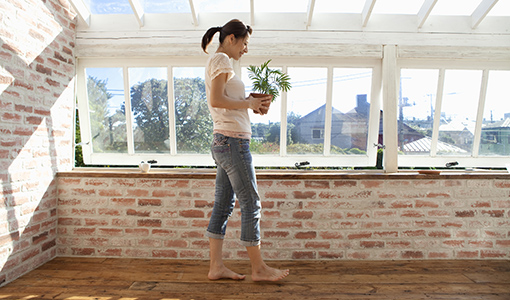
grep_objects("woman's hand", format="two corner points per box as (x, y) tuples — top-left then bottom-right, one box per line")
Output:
(248, 94), (271, 115)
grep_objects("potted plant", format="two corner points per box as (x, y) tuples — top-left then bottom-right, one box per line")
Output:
(247, 59), (291, 113)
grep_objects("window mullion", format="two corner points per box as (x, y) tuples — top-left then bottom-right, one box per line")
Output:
(323, 67), (333, 156)
(123, 66), (135, 155)
(280, 66), (288, 157)
(168, 67), (177, 155)
(472, 69), (490, 157)
(367, 64), (382, 163)
(430, 68), (445, 157)
(382, 45), (398, 172)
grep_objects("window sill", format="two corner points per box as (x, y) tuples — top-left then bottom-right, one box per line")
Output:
(57, 168), (510, 180)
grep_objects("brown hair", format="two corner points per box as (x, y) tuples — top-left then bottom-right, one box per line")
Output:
(201, 19), (252, 53)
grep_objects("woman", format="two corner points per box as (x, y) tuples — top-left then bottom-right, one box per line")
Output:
(201, 19), (289, 282)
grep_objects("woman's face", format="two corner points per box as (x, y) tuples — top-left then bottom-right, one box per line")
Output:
(229, 34), (250, 60)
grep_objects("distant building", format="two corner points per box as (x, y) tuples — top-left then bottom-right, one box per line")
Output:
(480, 118), (510, 155)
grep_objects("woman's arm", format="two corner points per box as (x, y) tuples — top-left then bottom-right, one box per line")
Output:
(210, 73), (270, 112)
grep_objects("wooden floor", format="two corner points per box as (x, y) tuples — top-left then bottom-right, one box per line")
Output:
(0, 258), (509, 300)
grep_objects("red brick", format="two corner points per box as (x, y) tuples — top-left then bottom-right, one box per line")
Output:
(455, 211), (475, 218)
(71, 248), (95, 256)
(153, 250), (178, 258)
(265, 191), (287, 199)
(318, 251), (344, 259)
(429, 231), (451, 238)
(348, 232), (372, 239)
(456, 250), (479, 258)
(305, 181), (329, 189)
(137, 219), (162, 227)
(292, 191), (316, 199)
(481, 210), (504, 218)
(295, 231), (316, 239)
(361, 241), (384, 248)
(293, 211), (313, 219)
(361, 180), (383, 188)
(292, 251), (316, 259)
(138, 199), (161, 206)
(179, 210), (204, 218)
(402, 251), (424, 259)
(481, 250), (507, 258)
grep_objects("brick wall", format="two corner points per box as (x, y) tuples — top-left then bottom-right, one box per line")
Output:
(57, 174), (510, 261)
(0, 0), (75, 286)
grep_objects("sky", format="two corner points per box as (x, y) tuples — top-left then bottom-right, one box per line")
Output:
(83, 0), (510, 16)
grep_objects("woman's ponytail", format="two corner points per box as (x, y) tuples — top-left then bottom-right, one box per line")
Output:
(201, 27), (222, 53)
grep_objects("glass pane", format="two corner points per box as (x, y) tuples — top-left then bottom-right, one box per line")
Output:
(399, 69), (439, 155)
(438, 70), (483, 155)
(256, 0), (308, 12)
(196, 0), (249, 12)
(372, 0), (423, 14)
(315, 0), (364, 13)
(173, 67), (212, 154)
(85, 68), (127, 153)
(242, 67), (282, 154)
(144, 0), (191, 13)
(86, 0), (134, 14)
(431, 0), (480, 16)
(330, 68), (372, 155)
(488, 0), (510, 16)
(287, 68), (327, 154)
(129, 67), (169, 153)
(480, 70), (510, 156)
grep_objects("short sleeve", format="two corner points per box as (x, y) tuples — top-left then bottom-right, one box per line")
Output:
(208, 53), (235, 82)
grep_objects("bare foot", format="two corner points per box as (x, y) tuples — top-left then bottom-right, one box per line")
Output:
(252, 264), (289, 282)
(208, 265), (246, 280)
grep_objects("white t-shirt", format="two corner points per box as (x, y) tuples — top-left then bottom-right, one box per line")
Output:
(205, 53), (251, 137)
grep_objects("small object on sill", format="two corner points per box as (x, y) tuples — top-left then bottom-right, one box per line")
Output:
(417, 170), (441, 175)
(139, 161), (151, 173)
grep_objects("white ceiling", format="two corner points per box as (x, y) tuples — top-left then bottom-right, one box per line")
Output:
(70, 0), (510, 58)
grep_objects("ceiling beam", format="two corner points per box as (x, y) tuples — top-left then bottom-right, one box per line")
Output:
(189, 0), (198, 26)
(128, 0), (144, 27)
(472, 0), (499, 29)
(417, 0), (438, 29)
(306, 0), (316, 29)
(362, 0), (377, 27)
(250, 0), (255, 26)
(69, 0), (90, 28)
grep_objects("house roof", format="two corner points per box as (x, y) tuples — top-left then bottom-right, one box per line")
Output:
(483, 118), (510, 129)
(403, 136), (467, 153)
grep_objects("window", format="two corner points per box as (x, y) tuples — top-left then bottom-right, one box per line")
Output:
(77, 58), (380, 167)
(397, 61), (510, 168)
(77, 57), (509, 168)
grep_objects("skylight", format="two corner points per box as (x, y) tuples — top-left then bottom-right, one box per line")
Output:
(372, 0), (424, 15)
(196, 0), (249, 13)
(314, 0), (364, 13)
(430, 0), (481, 16)
(86, 0), (133, 14)
(144, 0), (191, 14)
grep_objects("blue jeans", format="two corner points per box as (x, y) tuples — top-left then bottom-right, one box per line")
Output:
(206, 133), (261, 247)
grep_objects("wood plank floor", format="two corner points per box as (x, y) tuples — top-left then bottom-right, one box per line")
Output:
(1, 258), (509, 300)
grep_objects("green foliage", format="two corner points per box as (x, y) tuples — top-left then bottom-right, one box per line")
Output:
(87, 76), (127, 153)
(75, 109), (84, 167)
(173, 77), (213, 153)
(129, 78), (169, 152)
(247, 59), (291, 102)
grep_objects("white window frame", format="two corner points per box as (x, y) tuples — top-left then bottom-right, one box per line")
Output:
(395, 58), (510, 169)
(76, 56), (382, 168)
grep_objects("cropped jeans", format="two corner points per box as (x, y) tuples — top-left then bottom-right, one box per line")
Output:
(205, 133), (262, 247)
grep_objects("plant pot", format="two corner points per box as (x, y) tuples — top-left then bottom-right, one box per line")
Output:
(250, 93), (273, 114)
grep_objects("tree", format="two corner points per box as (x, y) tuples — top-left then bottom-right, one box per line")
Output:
(173, 77), (213, 153)
(129, 78), (169, 152)
(87, 76), (127, 153)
